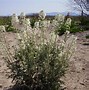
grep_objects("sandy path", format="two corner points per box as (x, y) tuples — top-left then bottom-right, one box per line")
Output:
(0, 32), (17, 90)
(64, 31), (89, 90)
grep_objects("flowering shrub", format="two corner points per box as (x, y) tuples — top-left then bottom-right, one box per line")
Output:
(4, 26), (77, 90)
(55, 15), (83, 35)
(2, 11), (77, 90)
(55, 17), (72, 36)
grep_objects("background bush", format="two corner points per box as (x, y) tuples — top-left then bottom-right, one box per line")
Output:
(56, 19), (84, 36)
(5, 25), (16, 32)
(69, 20), (84, 33)
(0, 16), (11, 25)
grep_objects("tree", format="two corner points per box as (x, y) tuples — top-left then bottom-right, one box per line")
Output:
(73, 0), (89, 16)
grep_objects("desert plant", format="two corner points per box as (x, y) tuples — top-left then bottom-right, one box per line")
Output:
(2, 11), (77, 90)
(55, 22), (66, 35)
(55, 18), (71, 36)
(5, 21), (17, 32)
(0, 16), (11, 25)
(69, 20), (84, 33)
(56, 18), (83, 35)
(3, 28), (77, 90)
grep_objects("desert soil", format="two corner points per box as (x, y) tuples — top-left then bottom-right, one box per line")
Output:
(0, 31), (89, 90)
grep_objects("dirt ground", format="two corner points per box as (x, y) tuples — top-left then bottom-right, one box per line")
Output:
(0, 31), (89, 90)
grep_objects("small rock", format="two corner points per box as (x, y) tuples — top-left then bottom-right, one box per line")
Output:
(76, 71), (80, 73)
(80, 82), (85, 86)
(0, 84), (3, 88)
(74, 87), (77, 89)
(82, 68), (85, 70)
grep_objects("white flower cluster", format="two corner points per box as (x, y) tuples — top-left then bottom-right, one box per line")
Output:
(10, 11), (71, 34)
(25, 19), (31, 26)
(11, 11), (50, 31)
(19, 12), (25, 24)
(39, 20), (50, 28)
(55, 14), (65, 23)
(59, 31), (77, 59)
(43, 20), (50, 28)
(52, 20), (58, 27)
(23, 18), (31, 30)
(17, 30), (29, 49)
(11, 12), (32, 31)
(34, 22), (40, 29)
(17, 27), (77, 60)
(11, 13), (19, 26)
(65, 18), (72, 30)
(0, 25), (6, 32)
(52, 14), (65, 28)
(40, 20), (48, 28)
(39, 10), (46, 20)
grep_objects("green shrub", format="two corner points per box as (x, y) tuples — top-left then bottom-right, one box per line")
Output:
(30, 18), (37, 28)
(56, 19), (83, 36)
(69, 21), (84, 33)
(0, 17), (17, 32)
(79, 16), (89, 30)
(80, 16), (89, 26)
(55, 22), (66, 36)
(86, 35), (89, 39)
(5, 21), (17, 32)
(0, 16), (11, 25)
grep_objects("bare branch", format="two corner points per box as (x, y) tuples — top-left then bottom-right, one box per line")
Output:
(72, 0), (89, 15)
